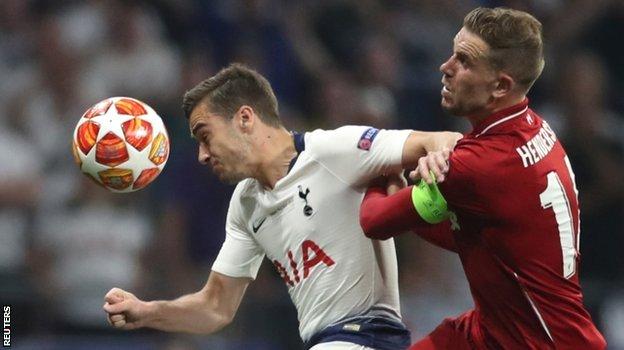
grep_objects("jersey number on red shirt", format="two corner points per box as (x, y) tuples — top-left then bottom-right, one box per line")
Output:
(539, 156), (580, 279)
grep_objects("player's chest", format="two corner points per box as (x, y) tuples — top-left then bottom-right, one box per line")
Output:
(244, 167), (362, 266)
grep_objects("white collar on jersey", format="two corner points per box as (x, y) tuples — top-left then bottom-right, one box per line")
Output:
(475, 106), (528, 138)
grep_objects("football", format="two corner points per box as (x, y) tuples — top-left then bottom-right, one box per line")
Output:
(72, 97), (170, 192)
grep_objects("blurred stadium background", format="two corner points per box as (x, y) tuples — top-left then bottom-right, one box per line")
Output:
(1, 0), (623, 349)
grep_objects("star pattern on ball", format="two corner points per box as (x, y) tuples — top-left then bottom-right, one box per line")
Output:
(90, 105), (136, 143)
(73, 97), (169, 192)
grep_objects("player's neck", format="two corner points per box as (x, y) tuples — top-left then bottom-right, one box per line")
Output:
(254, 127), (297, 190)
(466, 94), (526, 126)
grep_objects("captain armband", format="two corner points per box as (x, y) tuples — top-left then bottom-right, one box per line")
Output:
(411, 174), (450, 224)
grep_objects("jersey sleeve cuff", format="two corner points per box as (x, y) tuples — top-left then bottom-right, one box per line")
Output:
(211, 260), (261, 280)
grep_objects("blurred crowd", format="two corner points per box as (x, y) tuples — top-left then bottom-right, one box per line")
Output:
(0, 0), (623, 349)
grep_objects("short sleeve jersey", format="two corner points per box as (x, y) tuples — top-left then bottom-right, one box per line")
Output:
(439, 99), (605, 349)
(212, 126), (411, 341)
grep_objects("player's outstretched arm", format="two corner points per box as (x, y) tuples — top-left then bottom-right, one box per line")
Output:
(103, 271), (251, 334)
(360, 185), (458, 252)
(401, 131), (462, 169)
(360, 185), (419, 240)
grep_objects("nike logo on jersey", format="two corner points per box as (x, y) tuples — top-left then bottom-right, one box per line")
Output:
(252, 217), (267, 233)
(251, 198), (293, 234)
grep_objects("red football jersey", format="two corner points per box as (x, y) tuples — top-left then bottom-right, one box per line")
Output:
(436, 99), (605, 349)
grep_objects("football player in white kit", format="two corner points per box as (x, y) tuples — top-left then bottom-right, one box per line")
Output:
(103, 63), (460, 350)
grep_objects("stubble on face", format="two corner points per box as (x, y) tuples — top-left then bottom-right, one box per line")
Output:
(442, 84), (486, 117)
(441, 28), (496, 117)
(189, 104), (252, 185)
(215, 125), (253, 184)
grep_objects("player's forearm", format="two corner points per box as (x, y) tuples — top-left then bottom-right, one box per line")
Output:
(424, 131), (463, 153)
(360, 184), (458, 252)
(360, 186), (422, 240)
(142, 292), (232, 334)
(402, 131), (461, 168)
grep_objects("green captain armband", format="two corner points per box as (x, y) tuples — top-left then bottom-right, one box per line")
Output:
(411, 173), (450, 224)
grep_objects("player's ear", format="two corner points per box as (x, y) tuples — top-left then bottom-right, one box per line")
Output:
(234, 105), (255, 133)
(492, 72), (515, 98)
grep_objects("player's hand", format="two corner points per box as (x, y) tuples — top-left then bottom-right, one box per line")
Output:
(410, 149), (451, 184)
(103, 287), (145, 330)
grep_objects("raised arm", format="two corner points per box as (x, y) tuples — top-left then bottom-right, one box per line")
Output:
(401, 131), (462, 169)
(103, 271), (251, 334)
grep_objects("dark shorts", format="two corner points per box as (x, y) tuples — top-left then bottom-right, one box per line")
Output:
(304, 316), (411, 350)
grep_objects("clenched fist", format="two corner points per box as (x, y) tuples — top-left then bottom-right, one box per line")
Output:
(103, 287), (146, 330)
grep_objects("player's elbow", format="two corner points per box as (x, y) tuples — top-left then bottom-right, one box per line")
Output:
(195, 307), (234, 334)
(211, 296), (239, 331)
(359, 209), (375, 237)
(360, 210), (392, 240)
(214, 311), (235, 331)
(195, 290), (237, 334)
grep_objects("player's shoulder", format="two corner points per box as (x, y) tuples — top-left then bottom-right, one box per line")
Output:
(449, 132), (517, 180)
(454, 133), (514, 159)
(229, 179), (261, 207)
(481, 108), (547, 140)
(305, 125), (378, 156)
(306, 125), (375, 146)
(456, 109), (547, 153)
(226, 179), (259, 223)
(471, 110), (558, 157)
(235, 178), (262, 197)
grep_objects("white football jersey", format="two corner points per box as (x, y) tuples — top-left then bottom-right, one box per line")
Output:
(212, 126), (411, 341)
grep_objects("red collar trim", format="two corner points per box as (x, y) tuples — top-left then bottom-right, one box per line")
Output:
(471, 98), (529, 137)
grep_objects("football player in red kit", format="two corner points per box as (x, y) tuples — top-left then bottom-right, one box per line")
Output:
(359, 7), (607, 350)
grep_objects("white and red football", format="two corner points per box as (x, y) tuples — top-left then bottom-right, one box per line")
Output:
(72, 97), (170, 192)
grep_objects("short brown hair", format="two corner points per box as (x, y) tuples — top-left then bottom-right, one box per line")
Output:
(182, 63), (281, 127)
(464, 7), (545, 91)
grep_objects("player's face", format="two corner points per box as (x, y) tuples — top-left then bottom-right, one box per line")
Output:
(439, 27), (499, 117)
(189, 104), (252, 184)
